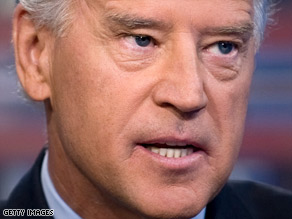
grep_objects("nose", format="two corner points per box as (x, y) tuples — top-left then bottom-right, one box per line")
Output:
(152, 37), (207, 116)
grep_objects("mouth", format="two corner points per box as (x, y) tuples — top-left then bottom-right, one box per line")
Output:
(134, 138), (206, 170)
(139, 140), (202, 159)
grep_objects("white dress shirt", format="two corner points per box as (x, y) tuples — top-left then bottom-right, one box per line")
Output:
(41, 151), (82, 219)
(41, 150), (206, 219)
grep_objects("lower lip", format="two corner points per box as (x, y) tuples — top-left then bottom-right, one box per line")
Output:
(134, 145), (206, 171)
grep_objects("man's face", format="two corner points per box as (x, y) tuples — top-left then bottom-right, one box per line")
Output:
(48, 0), (255, 217)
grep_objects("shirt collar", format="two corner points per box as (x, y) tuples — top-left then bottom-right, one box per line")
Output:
(192, 207), (206, 219)
(41, 150), (82, 219)
(41, 150), (205, 219)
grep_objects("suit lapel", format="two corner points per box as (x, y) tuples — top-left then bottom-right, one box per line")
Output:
(4, 148), (53, 218)
(205, 182), (254, 219)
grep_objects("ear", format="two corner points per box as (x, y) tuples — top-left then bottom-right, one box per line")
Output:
(13, 4), (52, 101)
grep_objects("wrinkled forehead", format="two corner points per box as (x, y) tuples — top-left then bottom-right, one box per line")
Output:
(84, 0), (254, 12)
(79, 0), (254, 32)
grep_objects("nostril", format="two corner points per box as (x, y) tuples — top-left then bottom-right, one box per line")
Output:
(158, 102), (205, 120)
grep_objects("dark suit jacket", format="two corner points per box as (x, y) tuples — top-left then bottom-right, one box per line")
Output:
(1, 148), (292, 219)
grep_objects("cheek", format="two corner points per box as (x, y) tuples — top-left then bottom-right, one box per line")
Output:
(49, 45), (133, 190)
(49, 36), (153, 162)
(51, 34), (117, 118)
(206, 52), (254, 127)
(205, 57), (254, 161)
(49, 38), (117, 155)
(213, 80), (251, 137)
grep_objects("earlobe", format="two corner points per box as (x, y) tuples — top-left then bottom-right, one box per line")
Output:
(13, 4), (52, 101)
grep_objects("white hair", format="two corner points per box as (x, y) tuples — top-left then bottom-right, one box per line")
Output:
(19, 0), (73, 37)
(253, 0), (278, 48)
(19, 0), (277, 47)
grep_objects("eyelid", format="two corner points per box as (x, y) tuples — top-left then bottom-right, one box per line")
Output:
(213, 41), (240, 49)
(114, 31), (154, 40)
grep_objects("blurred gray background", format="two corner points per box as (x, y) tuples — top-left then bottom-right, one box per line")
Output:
(0, 0), (291, 199)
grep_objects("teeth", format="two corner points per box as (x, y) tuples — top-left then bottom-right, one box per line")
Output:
(174, 149), (181, 158)
(166, 148), (174, 158)
(148, 147), (194, 158)
(151, 147), (160, 154)
(181, 149), (187, 157)
(159, 148), (167, 156)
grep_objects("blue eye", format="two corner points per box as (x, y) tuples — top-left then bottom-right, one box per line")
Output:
(217, 42), (235, 54)
(135, 36), (152, 47)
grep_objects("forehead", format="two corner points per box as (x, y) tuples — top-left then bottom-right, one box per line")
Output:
(79, 0), (254, 34)
(84, 0), (253, 18)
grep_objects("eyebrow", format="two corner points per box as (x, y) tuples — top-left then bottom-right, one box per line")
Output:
(103, 11), (254, 41)
(104, 12), (172, 30)
(202, 22), (254, 39)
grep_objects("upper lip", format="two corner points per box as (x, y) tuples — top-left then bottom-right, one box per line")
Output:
(137, 136), (204, 150)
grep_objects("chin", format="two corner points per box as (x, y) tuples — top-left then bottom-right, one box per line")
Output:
(139, 206), (200, 219)
(128, 188), (207, 219)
